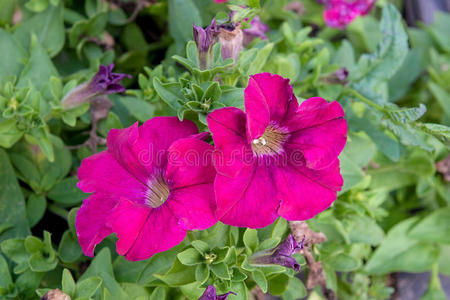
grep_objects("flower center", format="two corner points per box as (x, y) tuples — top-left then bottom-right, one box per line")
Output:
(145, 174), (170, 208)
(251, 123), (290, 156)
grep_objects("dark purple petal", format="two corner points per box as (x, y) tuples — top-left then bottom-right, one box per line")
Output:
(193, 19), (218, 69)
(199, 285), (236, 300)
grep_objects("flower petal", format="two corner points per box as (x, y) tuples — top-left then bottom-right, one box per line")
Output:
(107, 117), (198, 182)
(245, 73), (295, 140)
(107, 198), (186, 261)
(215, 163), (279, 228)
(76, 193), (117, 257)
(208, 107), (252, 178)
(166, 138), (216, 189)
(277, 159), (343, 221)
(77, 151), (146, 202)
(283, 98), (347, 169)
(168, 183), (217, 230)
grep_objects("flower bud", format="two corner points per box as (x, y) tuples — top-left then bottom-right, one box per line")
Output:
(248, 234), (304, 272)
(322, 67), (349, 85)
(61, 64), (130, 109)
(199, 285), (236, 300)
(193, 19), (218, 69)
(218, 23), (243, 63)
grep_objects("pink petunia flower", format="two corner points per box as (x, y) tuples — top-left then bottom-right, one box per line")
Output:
(214, 0), (228, 3)
(207, 73), (347, 228)
(76, 117), (217, 261)
(322, 0), (376, 29)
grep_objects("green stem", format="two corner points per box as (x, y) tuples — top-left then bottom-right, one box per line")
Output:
(48, 204), (69, 220)
(346, 89), (386, 112)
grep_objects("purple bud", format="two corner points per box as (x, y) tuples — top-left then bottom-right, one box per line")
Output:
(243, 16), (269, 46)
(62, 64), (130, 109)
(249, 234), (305, 272)
(198, 285), (236, 300)
(322, 67), (349, 84)
(193, 19), (218, 69)
(218, 23), (243, 63)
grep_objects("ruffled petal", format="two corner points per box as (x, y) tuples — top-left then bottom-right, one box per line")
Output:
(283, 98), (347, 169)
(207, 107), (253, 178)
(166, 138), (216, 189)
(245, 73), (295, 140)
(167, 183), (217, 230)
(77, 151), (146, 202)
(215, 163), (279, 228)
(107, 117), (198, 181)
(75, 194), (117, 257)
(276, 159), (343, 221)
(107, 198), (186, 261)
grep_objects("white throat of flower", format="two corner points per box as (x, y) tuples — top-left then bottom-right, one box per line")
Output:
(145, 173), (170, 208)
(251, 123), (290, 156)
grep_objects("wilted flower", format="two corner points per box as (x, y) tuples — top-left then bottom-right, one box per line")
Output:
(199, 285), (236, 300)
(76, 117), (217, 261)
(217, 23), (243, 63)
(193, 19), (218, 69)
(208, 73), (347, 228)
(321, 0), (376, 29)
(41, 289), (70, 300)
(62, 64), (130, 109)
(249, 234), (305, 271)
(242, 16), (270, 46)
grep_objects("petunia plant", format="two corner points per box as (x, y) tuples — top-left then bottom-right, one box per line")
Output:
(0, 0), (449, 300)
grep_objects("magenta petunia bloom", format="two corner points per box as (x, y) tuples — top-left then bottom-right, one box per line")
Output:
(214, 0), (228, 3)
(76, 117), (217, 261)
(208, 73), (347, 228)
(322, 0), (376, 29)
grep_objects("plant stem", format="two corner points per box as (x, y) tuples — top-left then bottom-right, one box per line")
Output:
(346, 89), (386, 112)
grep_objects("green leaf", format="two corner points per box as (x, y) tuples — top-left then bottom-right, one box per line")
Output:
(17, 35), (59, 90)
(0, 119), (23, 148)
(210, 262), (230, 280)
(268, 273), (290, 296)
(117, 96), (155, 123)
(80, 248), (128, 299)
(202, 82), (222, 103)
(220, 87), (244, 109)
(247, 43), (274, 75)
(153, 78), (183, 111)
(26, 194), (46, 227)
(150, 287), (167, 300)
(191, 240), (209, 255)
(0, 253), (12, 289)
(428, 81), (450, 118)
(409, 208), (450, 244)
(195, 264), (209, 284)
(420, 123), (450, 142)
(154, 258), (196, 286)
(0, 29), (27, 82)
(365, 217), (440, 275)
(0, 149), (30, 241)
(248, 0), (260, 8)
(13, 2), (64, 57)
(243, 228), (259, 254)
(346, 215), (385, 245)
(0, 0), (15, 25)
(76, 277), (103, 298)
(28, 252), (57, 272)
(58, 231), (82, 263)
(62, 269), (76, 297)
(323, 253), (360, 272)
(252, 269), (268, 293)
(0, 238), (27, 265)
(281, 277), (307, 300)
(168, 0), (202, 48)
(385, 104), (426, 124)
(177, 248), (203, 266)
(351, 4), (408, 104)
(24, 236), (43, 253)
(47, 177), (87, 206)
